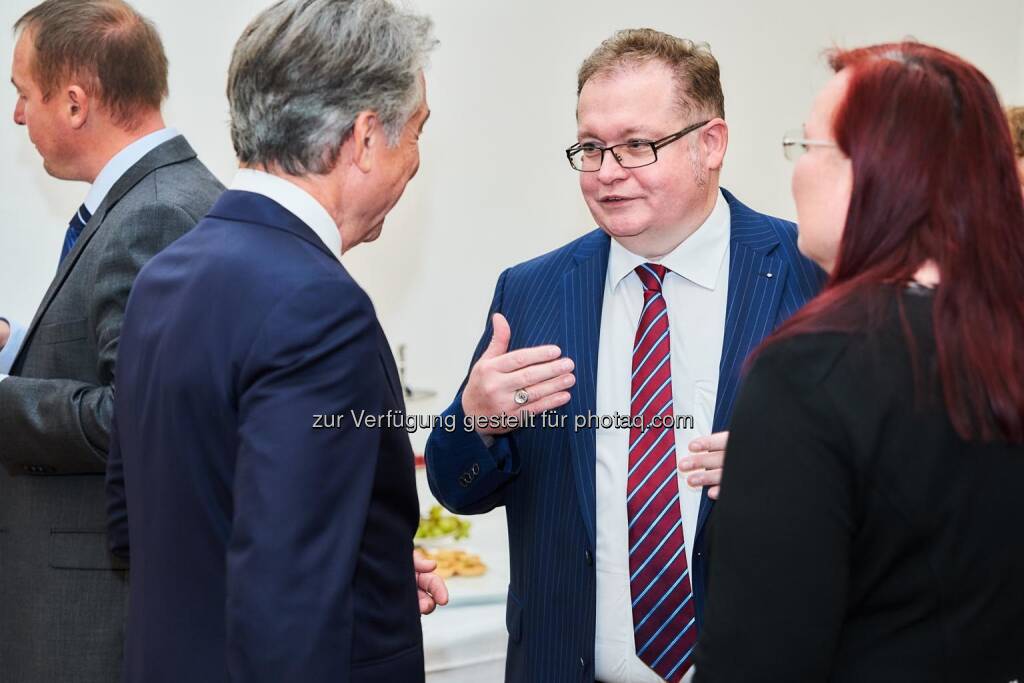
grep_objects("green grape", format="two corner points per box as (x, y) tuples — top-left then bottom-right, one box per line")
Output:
(415, 506), (473, 540)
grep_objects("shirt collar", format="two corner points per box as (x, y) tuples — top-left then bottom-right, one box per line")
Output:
(607, 189), (730, 292)
(84, 127), (179, 214)
(229, 168), (342, 262)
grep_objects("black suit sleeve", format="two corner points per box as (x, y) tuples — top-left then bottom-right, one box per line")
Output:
(694, 343), (857, 682)
(225, 278), (388, 681)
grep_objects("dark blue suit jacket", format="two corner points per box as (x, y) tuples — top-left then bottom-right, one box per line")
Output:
(425, 189), (825, 682)
(106, 190), (424, 683)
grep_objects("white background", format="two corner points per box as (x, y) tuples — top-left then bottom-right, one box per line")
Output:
(2, 0), (1022, 450)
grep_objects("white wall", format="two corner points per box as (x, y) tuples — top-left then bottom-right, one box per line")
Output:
(2, 0), (1021, 449)
(1019, 0), (1024, 103)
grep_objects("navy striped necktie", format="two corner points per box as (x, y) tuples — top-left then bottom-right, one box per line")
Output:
(60, 204), (92, 265)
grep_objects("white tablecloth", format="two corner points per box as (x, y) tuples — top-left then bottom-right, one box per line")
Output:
(417, 470), (509, 682)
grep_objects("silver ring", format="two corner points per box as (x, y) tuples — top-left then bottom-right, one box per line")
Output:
(513, 389), (529, 405)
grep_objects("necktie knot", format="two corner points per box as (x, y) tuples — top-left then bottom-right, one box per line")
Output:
(635, 263), (668, 292)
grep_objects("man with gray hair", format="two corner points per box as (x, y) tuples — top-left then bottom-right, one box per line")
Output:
(104, 0), (439, 680)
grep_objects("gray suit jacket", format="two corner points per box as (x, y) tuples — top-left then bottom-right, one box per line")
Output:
(0, 135), (223, 683)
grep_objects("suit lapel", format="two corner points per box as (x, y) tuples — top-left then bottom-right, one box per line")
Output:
(13, 136), (198, 371)
(25, 206), (108, 335)
(694, 190), (787, 539)
(561, 231), (610, 551)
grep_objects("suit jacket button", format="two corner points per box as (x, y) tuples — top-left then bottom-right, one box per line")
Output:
(584, 549), (593, 566)
(471, 463), (480, 475)
(579, 656), (585, 670)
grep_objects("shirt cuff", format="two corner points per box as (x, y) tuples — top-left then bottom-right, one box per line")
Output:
(0, 317), (27, 374)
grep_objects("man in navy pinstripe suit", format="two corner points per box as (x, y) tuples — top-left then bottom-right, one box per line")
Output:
(426, 29), (824, 682)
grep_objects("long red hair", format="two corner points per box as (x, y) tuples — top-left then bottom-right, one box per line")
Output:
(764, 42), (1024, 443)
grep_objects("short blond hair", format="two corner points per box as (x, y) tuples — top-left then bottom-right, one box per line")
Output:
(1007, 106), (1024, 158)
(577, 28), (724, 120)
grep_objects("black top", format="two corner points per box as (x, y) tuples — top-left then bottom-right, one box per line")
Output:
(694, 285), (1024, 683)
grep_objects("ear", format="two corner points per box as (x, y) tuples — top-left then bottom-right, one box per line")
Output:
(700, 118), (729, 171)
(349, 110), (382, 174)
(66, 85), (89, 130)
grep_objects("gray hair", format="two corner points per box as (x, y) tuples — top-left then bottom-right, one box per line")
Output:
(227, 0), (436, 175)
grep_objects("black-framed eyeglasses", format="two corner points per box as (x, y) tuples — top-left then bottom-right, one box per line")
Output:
(565, 119), (710, 172)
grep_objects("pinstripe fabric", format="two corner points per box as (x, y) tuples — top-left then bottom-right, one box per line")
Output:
(563, 238), (607, 551)
(425, 188), (825, 682)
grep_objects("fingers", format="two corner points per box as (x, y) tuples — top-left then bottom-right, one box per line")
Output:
(688, 430), (728, 453)
(523, 372), (577, 406)
(506, 357), (575, 392)
(417, 571), (449, 606)
(679, 449), (724, 473)
(491, 344), (563, 374)
(414, 547), (450, 615)
(480, 313), (512, 360)
(489, 358), (575, 416)
(523, 391), (572, 415)
(681, 431), (728, 492)
(416, 570), (449, 615)
(412, 552), (437, 573)
(680, 462), (722, 489)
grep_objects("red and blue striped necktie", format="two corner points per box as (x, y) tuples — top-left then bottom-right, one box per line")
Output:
(627, 263), (696, 681)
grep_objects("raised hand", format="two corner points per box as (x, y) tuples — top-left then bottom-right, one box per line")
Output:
(461, 313), (575, 435)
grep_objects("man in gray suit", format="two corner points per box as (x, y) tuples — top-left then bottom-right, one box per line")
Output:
(1, 1), (223, 680)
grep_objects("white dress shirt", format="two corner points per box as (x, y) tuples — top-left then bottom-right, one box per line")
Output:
(83, 127), (180, 213)
(229, 169), (342, 261)
(0, 127), (179, 382)
(594, 190), (730, 683)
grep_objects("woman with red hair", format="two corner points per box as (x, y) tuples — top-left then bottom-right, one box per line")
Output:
(694, 43), (1024, 682)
